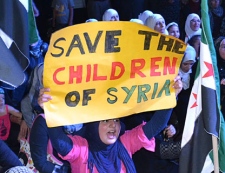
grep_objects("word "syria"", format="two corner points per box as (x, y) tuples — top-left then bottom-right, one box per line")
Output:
(65, 80), (170, 107)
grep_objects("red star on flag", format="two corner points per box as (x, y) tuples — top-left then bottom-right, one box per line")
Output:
(190, 93), (198, 108)
(202, 61), (214, 78)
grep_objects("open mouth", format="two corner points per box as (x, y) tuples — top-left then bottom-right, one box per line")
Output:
(107, 130), (116, 139)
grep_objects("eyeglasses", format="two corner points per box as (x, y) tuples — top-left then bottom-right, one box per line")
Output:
(190, 19), (201, 23)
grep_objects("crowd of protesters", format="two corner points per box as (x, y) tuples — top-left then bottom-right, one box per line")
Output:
(1, 0), (225, 172)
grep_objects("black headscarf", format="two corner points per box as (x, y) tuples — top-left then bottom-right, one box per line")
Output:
(209, 0), (224, 17)
(84, 121), (136, 173)
(214, 36), (225, 79)
(215, 36), (225, 63)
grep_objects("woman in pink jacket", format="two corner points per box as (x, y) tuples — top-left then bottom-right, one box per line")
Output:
(38, 76), (182, 173)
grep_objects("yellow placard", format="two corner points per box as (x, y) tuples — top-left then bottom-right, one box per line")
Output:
(44, 21), (186, 127)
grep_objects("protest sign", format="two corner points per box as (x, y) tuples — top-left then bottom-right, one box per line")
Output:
(44, 21), (186, 127)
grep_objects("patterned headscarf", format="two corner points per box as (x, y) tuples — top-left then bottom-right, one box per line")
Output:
(5, 166), (34, 173)
(208, 0), (223, 17)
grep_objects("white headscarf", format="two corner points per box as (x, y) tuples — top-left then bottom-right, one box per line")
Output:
(182, 45), (196, 63)
(145, 14), (168, 35)
(185, 13), (202, 43)
(166, 22), (179, 30)
(179, 45), (196, 90)
(102, 9), (119, 21)
(130, 19), (144, 25)
(138, 10), (153, 24)
(86, 18), (98, 23)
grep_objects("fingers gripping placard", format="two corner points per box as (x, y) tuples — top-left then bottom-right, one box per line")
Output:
(44, 21), (186, 127)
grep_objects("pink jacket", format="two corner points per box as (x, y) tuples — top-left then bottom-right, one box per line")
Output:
(60, 123), (155, 173)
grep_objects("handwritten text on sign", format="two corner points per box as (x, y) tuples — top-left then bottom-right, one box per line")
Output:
(43, 21), (186, 127)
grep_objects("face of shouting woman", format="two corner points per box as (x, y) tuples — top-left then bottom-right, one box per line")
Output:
(99, 119), (121, 145)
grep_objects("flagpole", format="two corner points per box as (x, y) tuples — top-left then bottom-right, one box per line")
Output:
(212, 136), (219, 173)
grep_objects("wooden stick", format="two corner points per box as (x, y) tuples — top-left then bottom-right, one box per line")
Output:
(212, 135), (219, 173)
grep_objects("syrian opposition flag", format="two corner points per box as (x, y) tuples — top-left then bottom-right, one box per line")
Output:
(179, 1), (225, 173)
(0, 0), (29, 88)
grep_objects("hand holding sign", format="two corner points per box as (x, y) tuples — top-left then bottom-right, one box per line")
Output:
(38, 88), (52, 109)
(43, 21), (186, 127)
(173, 75), (182, 96)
